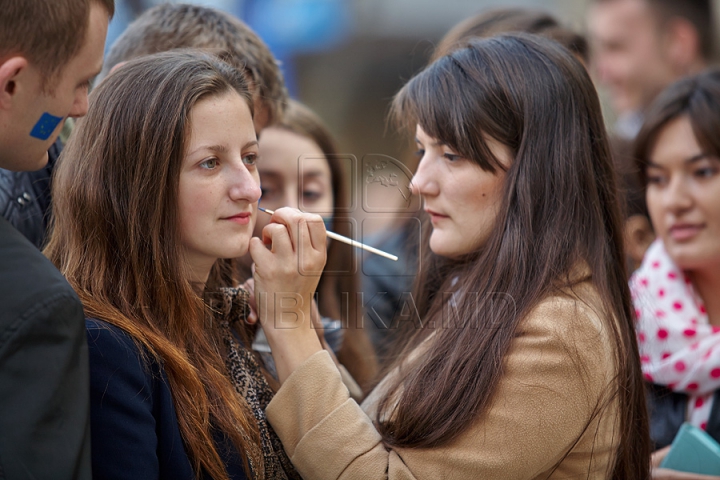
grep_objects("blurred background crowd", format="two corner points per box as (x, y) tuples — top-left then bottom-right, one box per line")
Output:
(103, 0), (720, 237)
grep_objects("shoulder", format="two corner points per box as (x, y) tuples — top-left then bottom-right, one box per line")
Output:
(85, 319), (156, 378)
(0, 218), (81, 325)
(512, 281), (618, 390)
(85, 319), (195, 479)
(521, 281), (611, 346)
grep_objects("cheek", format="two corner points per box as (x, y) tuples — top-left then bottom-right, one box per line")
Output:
(178, 181), (213, 231)
(645, 191), (664, 231)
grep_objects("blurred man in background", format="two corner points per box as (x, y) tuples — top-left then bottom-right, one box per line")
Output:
(588, 0), (712, 139)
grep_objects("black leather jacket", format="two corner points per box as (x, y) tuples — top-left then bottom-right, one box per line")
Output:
(0, 139), (60, 248)
(647, 383), (720, 449)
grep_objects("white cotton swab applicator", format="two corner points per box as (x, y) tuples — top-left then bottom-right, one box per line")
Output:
(258, 207), (399, 261)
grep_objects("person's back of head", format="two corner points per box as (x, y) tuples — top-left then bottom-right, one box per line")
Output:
(588, 0), (713, 123)
(432, 8), (588, 64)
(101, 3), (286, 130)
(0, 0), (114, 170)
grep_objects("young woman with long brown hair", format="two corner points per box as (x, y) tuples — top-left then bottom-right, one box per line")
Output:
(248, 34), (651, 478)
(44, 51), (301, 480)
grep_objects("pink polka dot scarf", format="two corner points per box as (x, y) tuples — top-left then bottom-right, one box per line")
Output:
(630, 239), (717, 430)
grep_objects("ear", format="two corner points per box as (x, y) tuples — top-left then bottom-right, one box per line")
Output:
(0, 56), (29, 110)
(665, 18), (701, 71)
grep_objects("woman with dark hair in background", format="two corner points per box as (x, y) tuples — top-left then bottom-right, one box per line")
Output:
(632, 68), (720, 478)
(45, 51), (302, 480)
(249, 34), (650, 478)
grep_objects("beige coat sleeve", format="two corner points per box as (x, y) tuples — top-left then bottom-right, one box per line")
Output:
(265, 293), (618, 480)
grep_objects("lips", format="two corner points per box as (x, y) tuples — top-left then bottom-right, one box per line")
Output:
(668, 223), (704, 241)
(425, 208), (449, 223)
(223, 212), (252, 225)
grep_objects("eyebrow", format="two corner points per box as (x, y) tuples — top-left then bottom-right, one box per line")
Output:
(647, 153), (714, 168)
(415, 137), (448, 147)
(188, 140), (258, 157)
(302, 170), (329, 180)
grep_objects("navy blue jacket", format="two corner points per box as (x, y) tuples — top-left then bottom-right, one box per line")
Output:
(86, 319), (250, 480)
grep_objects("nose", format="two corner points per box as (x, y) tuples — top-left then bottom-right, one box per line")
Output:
(229, 163), (262, 204)
(410, 152), (438, 197)
(68, 88), (90, 118)
(663, 175), (694, 215)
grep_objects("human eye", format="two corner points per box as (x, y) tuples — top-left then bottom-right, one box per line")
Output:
(414, 149), (425, 158)
(260, 184), (278, 201)
(443, 153), (462, 162)
(694, 166), (718, 179)
(302, 189), (323, 202)
(199, 157), (218, 170)
(646, 171), (667, 186)
(242, 153), (258, 166)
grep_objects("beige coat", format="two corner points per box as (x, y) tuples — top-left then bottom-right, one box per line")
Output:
(266, 281), (620, 479)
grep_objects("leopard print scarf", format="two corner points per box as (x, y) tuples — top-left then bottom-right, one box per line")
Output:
(214, 287), (301, 480)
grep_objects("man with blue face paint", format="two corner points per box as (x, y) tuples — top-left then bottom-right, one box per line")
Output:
(0, 1), (113, 478)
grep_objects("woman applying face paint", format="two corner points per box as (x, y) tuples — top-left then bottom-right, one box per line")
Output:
(250, 34), (650, 479)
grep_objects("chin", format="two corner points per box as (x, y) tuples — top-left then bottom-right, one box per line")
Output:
(429, 240), (464, 259)
(218, 241), (251, 260)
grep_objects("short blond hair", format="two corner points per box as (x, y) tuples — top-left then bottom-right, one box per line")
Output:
(102, 4), (287, 125)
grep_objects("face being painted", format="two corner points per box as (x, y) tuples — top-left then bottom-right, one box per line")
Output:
(254, 126), (335, 236)
(0, 3), (108, 171)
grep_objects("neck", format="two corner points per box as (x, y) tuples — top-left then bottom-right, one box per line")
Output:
(185, 258), (213, 293)
(690, 267), (720, 326)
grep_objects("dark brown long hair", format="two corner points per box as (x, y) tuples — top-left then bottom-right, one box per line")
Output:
(635, 68), (720, 186)
(269, 99), (379, 390)
(381, 34), (650, 478)
(44, 51), (263, 479)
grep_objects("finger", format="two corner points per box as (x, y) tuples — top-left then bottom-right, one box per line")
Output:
(305, 213), (327, 252)
(249, 237), (272, 276)
(269, 207), (305, 251)
(261, 223), (294, 256)
(246, 309), (258, 325)
(297, 217), (326, 275)
(245, 275), (257, 309)
(651, 446), (671, 468)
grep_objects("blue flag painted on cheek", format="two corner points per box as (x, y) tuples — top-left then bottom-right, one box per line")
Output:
(29, 112), (63, 140)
